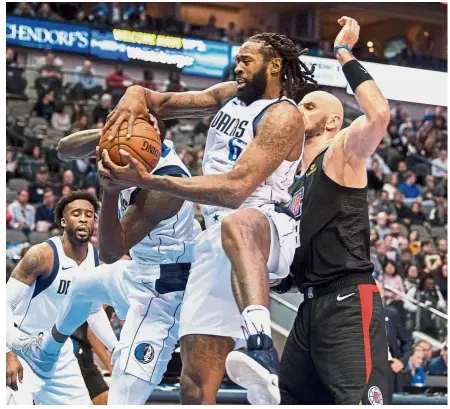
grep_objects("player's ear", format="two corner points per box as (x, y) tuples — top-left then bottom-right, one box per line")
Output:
(270, 57), (282, 75)
(326, 114), (341, 131)
(60, 218), (66, 228)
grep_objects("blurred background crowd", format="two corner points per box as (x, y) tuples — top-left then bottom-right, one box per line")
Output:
(6, 1), (447, 403)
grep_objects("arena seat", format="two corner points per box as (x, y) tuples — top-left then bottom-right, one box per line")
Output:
(6, 190), (17, 204)
(29, 231), (52, 245)
(6, 230), (28, 244)
(8, 178), (30, 192)
(411, 224), (432, 240)
(430, 226), (447, 240)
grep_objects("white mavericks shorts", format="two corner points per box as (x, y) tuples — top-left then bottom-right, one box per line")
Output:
(87, 260), (189, 384)
(179, 204), (298, 343)
(6, 342), (91, 405)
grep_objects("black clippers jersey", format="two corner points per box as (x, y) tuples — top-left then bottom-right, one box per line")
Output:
(289, 147), (374, 289)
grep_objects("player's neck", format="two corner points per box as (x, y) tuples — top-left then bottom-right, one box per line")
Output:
(262, 83), (283, 100)
(301, 136), (328, 173)
(61, 234), (89, 266)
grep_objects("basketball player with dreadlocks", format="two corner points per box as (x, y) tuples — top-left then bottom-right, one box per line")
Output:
(279, 17), (390, 405)
(95, 33), (316, 404)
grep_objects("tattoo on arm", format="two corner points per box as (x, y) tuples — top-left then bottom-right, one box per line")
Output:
(157, 82), (237, 119)
(11, 244), (49, 285)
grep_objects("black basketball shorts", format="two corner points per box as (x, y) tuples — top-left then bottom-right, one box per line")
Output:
(76, 351), (109, 400)
(279, 282), (389, 405)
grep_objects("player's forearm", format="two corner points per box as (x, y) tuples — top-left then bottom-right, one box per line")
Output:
(58, 129), (99, 160)
(337, 49), (390, 125)
(98, 190), (127, 264)
(141, 82), (237, 119)
(87, 327), (113, 372)
(139, 173), (250, 209)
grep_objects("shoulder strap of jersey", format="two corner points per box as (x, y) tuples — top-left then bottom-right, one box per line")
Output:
(252, 97), (298, 135)
(32, 239), (60, 299)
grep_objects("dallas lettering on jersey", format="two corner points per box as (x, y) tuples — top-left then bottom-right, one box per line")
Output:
(210, 111), (249, 138)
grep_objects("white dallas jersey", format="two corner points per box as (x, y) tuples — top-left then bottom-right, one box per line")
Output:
(202, 96), (300, 217)
(118, 140), (196, 266)
(14, 236), (99, 336)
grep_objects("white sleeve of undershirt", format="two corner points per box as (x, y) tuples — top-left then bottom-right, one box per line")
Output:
(87, 308), (118, 352)
(6, 278), (34, 350)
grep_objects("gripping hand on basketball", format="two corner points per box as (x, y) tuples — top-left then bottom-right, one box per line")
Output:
(98, 148), (153, 189)
(96, 147), (132, 192)
(334, 16), (360, 52)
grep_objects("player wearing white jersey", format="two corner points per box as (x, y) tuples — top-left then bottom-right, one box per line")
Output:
(12, 123), (198, 404)
(98, 33), (317, 404)
(6, 192), (117, 405)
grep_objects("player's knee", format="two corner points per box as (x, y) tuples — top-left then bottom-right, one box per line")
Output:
(180, 367), (204, 404)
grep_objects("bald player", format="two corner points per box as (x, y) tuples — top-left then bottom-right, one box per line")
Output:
(280, 17), (390, 404)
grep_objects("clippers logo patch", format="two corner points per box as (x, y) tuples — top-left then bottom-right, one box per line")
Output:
(306, 163), (317, 176)
(134, 343), (155, 364)
(289, 186), (304, 217)
(368, 386), (383, 405)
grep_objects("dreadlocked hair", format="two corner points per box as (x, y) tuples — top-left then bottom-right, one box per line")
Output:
(247, 33), (318, 99)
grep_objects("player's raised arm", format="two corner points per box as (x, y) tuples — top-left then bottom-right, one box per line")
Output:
(58, 129), (100, 160)
(334, 16), (390, 160)
(103, 81), (238, 138)
(99, 102), (304, 209)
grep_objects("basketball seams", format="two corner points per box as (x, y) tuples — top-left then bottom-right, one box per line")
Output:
(121, 143), (160, 170)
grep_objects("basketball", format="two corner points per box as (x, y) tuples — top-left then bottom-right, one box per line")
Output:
(99, 116), (161, 171)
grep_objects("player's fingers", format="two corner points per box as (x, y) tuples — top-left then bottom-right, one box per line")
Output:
(9, 373), (18, 391)
(118, 149), (132, 166)
(103, 110), (120, 136)
(108, 113), (127, 140)
(148, 113), (161, 136)
(6, 371), (11, 387)
(95, 146), (101, 164)
(126, 114), (137, 139)
(102, 149), (120, 173)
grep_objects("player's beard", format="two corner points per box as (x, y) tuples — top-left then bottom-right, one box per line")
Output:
(237, 63), (268, 105)
(66, 226), (93, 244)
(305, 116), (327, 141)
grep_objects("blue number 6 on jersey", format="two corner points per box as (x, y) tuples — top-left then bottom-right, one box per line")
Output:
(228, 137), (243, 161)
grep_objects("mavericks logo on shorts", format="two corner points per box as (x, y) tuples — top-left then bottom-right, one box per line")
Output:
(367, 386), (383, 405)
(134, 343), (155, 364)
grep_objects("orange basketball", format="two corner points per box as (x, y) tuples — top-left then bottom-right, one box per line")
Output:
(99, 116), (161, 171)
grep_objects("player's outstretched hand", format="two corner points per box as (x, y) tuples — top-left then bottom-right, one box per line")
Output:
(334, 16), (360, 51)
(102, 86), (148, 140)
(99, 148), (150, 189)
(6, 352), (23, 392)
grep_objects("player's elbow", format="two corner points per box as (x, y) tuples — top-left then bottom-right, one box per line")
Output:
(57, 139), (70, 160)
(98, 246), (123, 265)
(371, 106), (390, 128)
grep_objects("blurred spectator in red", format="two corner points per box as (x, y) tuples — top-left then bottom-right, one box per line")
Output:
(33, 89), (55, 122)
(398, 172), (421, 202)
(71, 114), (89, 133)
(51, 101), (71, 133)
(431, 149), (447, 180)
(139, 70), (158, 91)
(35, 52), (63, 98)
(6, 206), (12, 228)
(8, 188), (35, 234)
(71, 60), (104, 101)
(35, 187), (56, 232)
(28, 166), (50, 204)
(106, 64), (133, 104)
(13, 2), (35, 17)
(16, 145), (46, 181)
(93, 94), (113, 123)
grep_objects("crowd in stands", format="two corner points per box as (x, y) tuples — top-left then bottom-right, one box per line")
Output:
(7, 2), (446, 71)
(6, 40), (448, 394)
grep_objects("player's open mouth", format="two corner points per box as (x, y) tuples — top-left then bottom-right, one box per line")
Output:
(236, 78), (246, 88)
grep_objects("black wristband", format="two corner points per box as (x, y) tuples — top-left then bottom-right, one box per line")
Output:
(342, 59), (373, 92)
